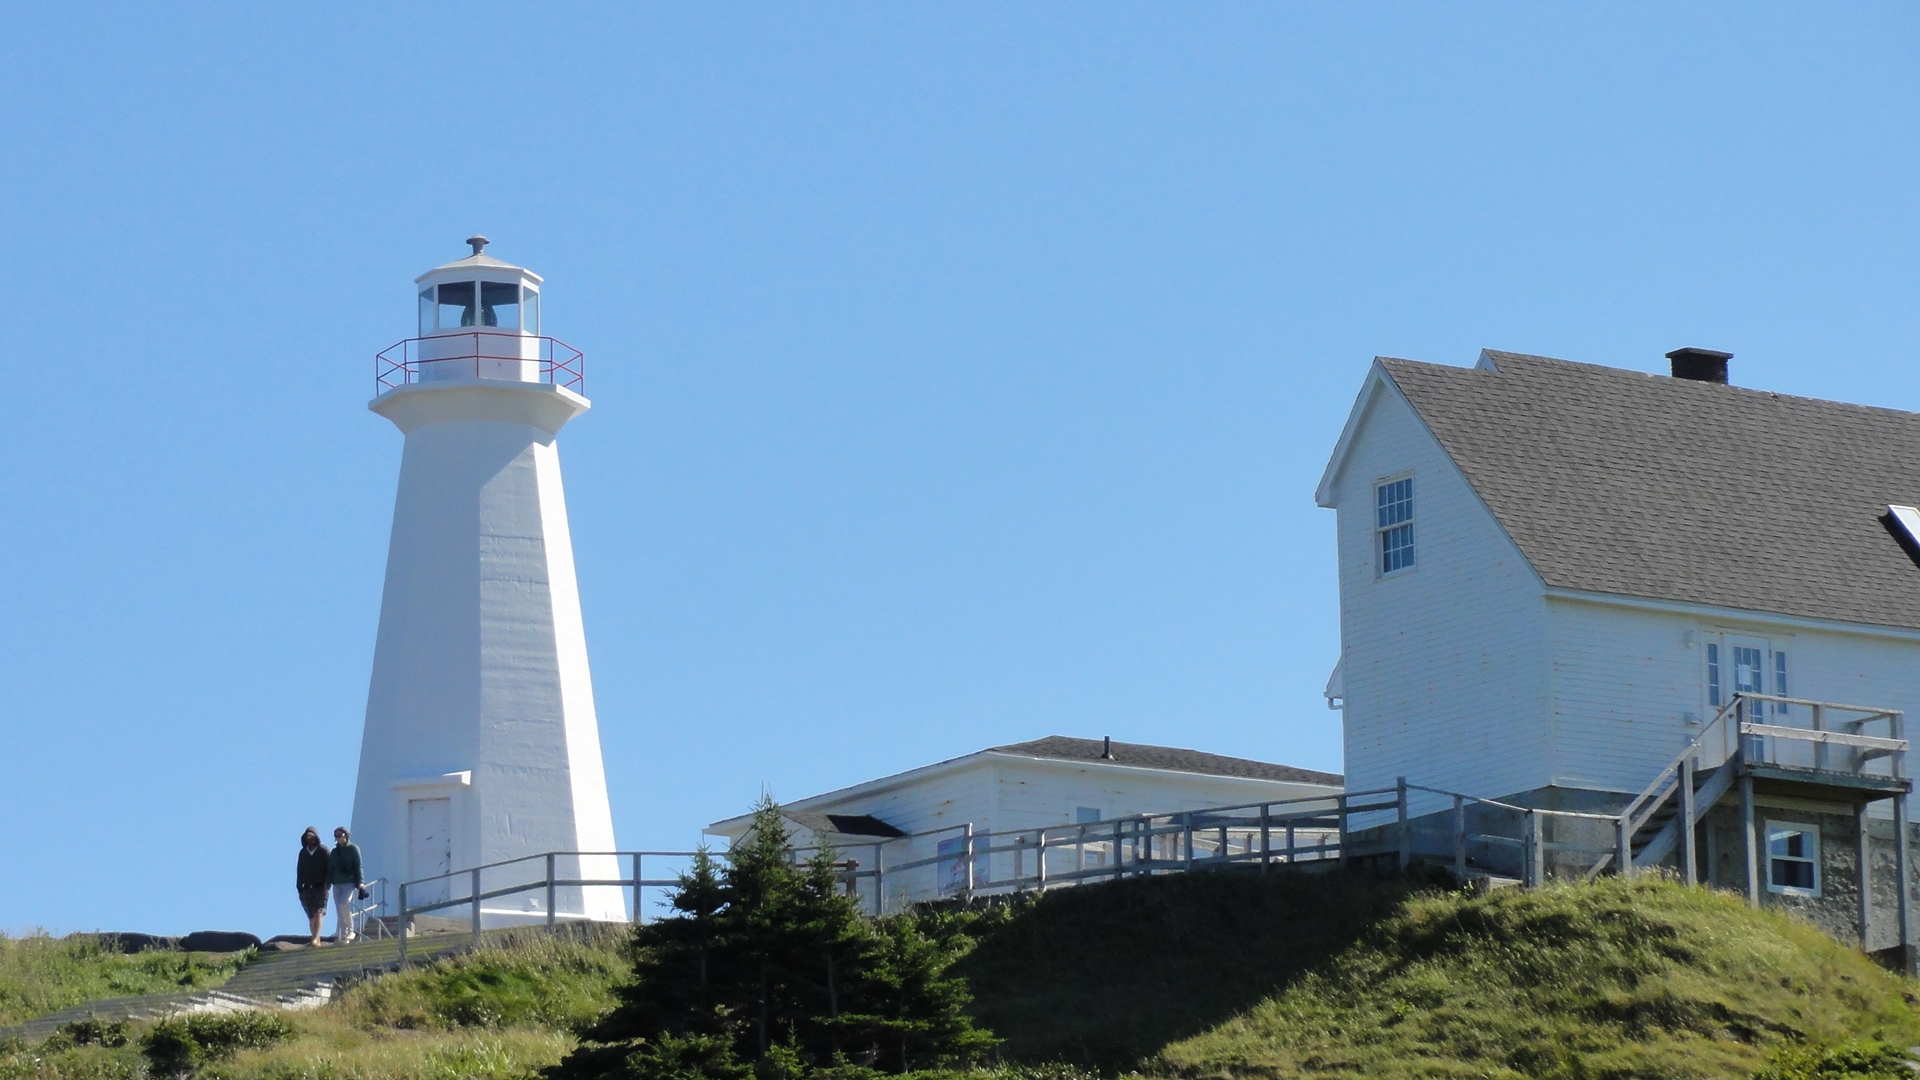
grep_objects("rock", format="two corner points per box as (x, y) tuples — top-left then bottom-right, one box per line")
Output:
(179, 930), (262, 953)
(257, 940), (308, 952)
(78, 932), (181, 954)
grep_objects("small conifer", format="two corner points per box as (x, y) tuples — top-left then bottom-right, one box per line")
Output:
(547, 798), (993, 1080)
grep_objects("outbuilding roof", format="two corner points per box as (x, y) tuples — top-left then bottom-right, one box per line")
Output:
(991, 735), (1344, 786)
(1368, 350), (1920, 631)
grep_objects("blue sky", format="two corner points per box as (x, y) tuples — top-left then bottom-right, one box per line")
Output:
(1, 5), (1915, 935)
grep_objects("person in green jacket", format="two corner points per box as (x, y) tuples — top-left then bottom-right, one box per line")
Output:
(328, 826), (366, 944)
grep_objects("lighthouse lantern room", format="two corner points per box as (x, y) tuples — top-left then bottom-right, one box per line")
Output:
(351, 238), (622, 926)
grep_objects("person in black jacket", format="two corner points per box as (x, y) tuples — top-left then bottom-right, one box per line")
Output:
(296, 827), (331, 946)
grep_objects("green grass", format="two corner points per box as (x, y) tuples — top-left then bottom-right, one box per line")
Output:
(0, 932), (250, 1027)
(948, 869), (1920, 1078)
(946, 867), (1444, 1071)
(201, 929), (630, 1079)
(6, 875), (1918, 1079)
(0, 929), (631, 1079)
(1151, 875), (1920, 1079)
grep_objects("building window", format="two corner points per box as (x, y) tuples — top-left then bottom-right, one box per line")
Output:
(1376, 477), (1415, 574)
(1076, 806), (1102, 824)
(1707, 643), (1721, 708)
(1766, 822), (1819, 897)
(1774, 650), (1790, 715)
(937, 835), (971, 896)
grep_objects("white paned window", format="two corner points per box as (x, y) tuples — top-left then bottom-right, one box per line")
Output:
(1733, 645), (1766, 721)
(937, 836), (970, 896)
(1773, 650), (1790, 715)
(1766, 822), (1819, 896)
(1076, 807), (1102, 824)
(1706, 643), (1722, 708)
(1376, 477), (1415, 574)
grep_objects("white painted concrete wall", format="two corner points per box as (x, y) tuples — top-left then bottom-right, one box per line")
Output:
(1325, 372), (1551, 802)
(352, 379), (622, 924)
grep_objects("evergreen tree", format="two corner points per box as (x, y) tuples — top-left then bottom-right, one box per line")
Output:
(547, 798), (994, 1080)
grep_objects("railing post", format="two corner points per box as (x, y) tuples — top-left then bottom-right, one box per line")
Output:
(1396, 777), (1410, 873)
(963, 824), (976, 899)
(1616, 811), (1632, 880)
(397, 882), (409, 966)
(1858, 802), (1874, 950)
(1183, 814), (1195, 872)
(1285, 820), (1295, 863)
(1036, 833), (1048, 890)
(1812, 703), (1828, 773)
(631, 854), (643, 925)
(1740, 773), (1760, 907)
(1453, 794), (1466, 884)
(1113, 820), (1124, 882)
(1679, 755), (1697, 886)
(1896, 791), (1913, 973)
(1260, 805), (1271, 873)
(471, 868), (482, 945)
(1337, 794), (1349, 868)
(1528, 811), (1545, 887)
(873, 843), (885, 915)
(546, 853), (557, 928)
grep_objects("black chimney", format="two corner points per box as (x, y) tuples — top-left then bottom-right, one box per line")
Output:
(1666, 347), (1732, 384)
(1101, 736), (1113, 760)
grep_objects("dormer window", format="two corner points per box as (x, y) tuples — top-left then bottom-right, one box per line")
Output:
(1376, 476), (1415, 574)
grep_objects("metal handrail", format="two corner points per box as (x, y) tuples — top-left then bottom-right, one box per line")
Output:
(374, 331), (585, 395)
(395, 850), (706, 964)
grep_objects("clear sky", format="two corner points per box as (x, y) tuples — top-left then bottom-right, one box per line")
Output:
(1, 5), (1915, 936)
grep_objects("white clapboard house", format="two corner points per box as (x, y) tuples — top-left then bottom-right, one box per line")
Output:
(1318, 347), (1920, 949)
(706, 736), (1341, 912)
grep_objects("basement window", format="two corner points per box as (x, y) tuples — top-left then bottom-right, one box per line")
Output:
(1766, 822), (1820, 897)
(1376, 477), (1415, 574)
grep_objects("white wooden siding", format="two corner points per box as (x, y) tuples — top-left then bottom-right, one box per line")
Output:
(1546, 600), (1713, 792)
(1547, 597), (1920, 802)
(1328, 376), (1552, 800)
(710, 755), (1337, 908)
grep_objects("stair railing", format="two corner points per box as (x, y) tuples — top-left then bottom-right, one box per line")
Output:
(1589, 698), (1743, 881)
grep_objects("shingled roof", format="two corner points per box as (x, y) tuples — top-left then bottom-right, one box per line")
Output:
(1375, 350), (1920, 631)
(991, 735), (1343, 786)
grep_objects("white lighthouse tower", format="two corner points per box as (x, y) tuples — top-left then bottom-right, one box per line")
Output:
(350, 238), (623, 924)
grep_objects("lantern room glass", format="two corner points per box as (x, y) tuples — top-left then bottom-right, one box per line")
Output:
(480, 281), (520, 329)
(436, 282), (477, 329)
(522, 287), (540, 335)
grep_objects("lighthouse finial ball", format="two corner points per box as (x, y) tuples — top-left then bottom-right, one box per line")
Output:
(467, 234), (490, 256)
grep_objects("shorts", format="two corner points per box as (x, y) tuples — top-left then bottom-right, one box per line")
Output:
(299, 886), (328, 917)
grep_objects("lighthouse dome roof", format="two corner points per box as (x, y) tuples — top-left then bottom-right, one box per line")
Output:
(414, 237), (544, 285)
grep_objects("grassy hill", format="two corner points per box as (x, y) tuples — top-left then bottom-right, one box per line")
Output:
(0, 933), (249, 1028)
(6, 872), (1919, 1079)
(952, 870), (1920, 1079)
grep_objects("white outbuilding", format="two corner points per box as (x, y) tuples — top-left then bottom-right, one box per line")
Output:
(706, 736), (1342, 912)
(349, 239), (622, 925)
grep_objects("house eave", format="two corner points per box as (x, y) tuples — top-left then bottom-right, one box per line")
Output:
(1544, 587), (1920, 642)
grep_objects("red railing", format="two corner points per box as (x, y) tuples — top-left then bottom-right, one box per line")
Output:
(375, 332), (585, 395)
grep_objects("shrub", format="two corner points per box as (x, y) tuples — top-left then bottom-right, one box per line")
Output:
(1755, 1040), (1916, 1080)
(141, 1012), (295, 1077)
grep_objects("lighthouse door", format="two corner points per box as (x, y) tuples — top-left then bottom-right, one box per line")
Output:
(407, 798), (453, 906)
